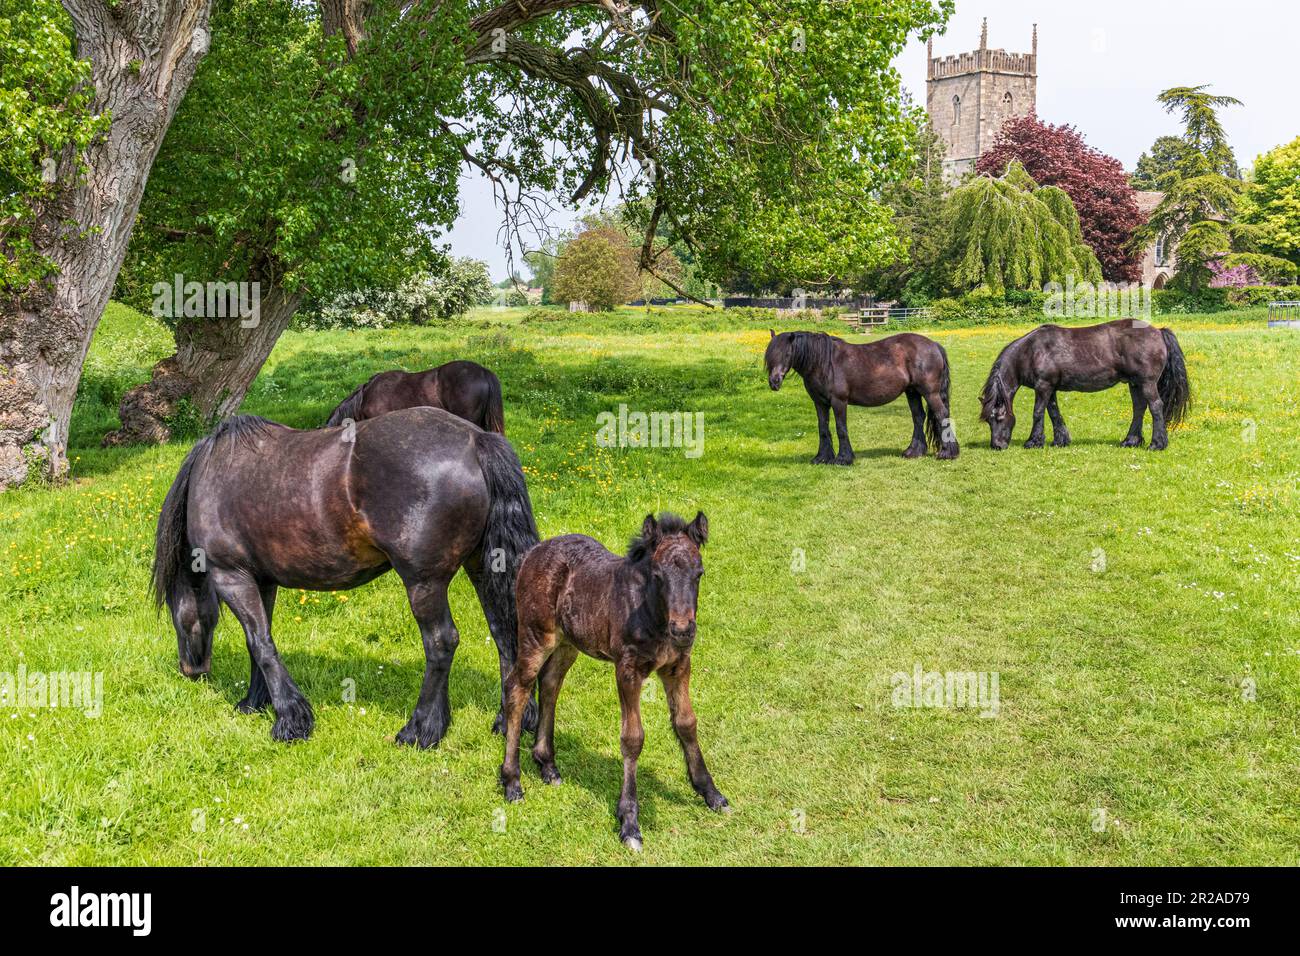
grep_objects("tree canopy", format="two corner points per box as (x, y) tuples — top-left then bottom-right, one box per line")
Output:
(1237, 137), (1300, 277)
(943, 161), (1102, 295)
(976, 114), (1143, 283)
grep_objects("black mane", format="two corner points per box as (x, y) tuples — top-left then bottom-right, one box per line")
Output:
(979, 341), (1019, 420)
(785, 331), (839, 376)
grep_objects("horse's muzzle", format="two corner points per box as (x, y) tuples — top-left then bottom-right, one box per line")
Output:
(768, 374), (784, 391)
(668, 622), (696, 646)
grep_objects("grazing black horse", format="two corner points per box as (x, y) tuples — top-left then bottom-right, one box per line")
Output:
(978, 319), (1190, 451)
(765, 330), (958, 462)
(153, 406), (538, 747)
(325, 360), (505, 433)
(501, 512), (728, 851)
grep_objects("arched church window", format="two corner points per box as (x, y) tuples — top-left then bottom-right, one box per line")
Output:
(952, 95), (961, 125)
(1003, 91), (1013, 108)
(1155, 234), (1167, 267)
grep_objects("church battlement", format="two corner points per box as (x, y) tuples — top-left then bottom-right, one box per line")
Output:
(925, 19), (1038, 180)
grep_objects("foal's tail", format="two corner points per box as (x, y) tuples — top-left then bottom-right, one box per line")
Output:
(470, 431), (540, 656)
(924, 344), (952, 451)
(1158, 328), (1191, 427)
(481, 369), (506, 435)
(152, 437), (220, 675)
(325, 377), (371, 427)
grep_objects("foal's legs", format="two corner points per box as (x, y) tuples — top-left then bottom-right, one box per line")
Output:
(903, 390), (927, 458)
(831, 399), (855, 466)
(213, 568), (314, 742)
(501, 625), (555, 802)
(1120, 383), (1147, 447)
(396, 575), (460, 748)
(235, 582), (276, 714)
(532, 644), (579, 785)
(659, 659), (728, 811)
(1142, 379), (1169, 451)
(811, 399), (834, 464)
(1047, 394), (1071, 447)
(615, 663), (647, 850)
(1024, 384), (1050, 448)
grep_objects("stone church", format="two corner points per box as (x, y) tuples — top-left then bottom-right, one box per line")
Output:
(926, 20), (1171, 286)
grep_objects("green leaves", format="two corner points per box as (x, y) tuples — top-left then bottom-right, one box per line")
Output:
(0, 0), (109, 291)
(1237, 136), (1300, 276)
(942, 162), (1101, 295)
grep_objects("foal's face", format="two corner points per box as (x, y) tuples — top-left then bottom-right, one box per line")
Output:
(640, 512), (709, 648)
(765, 333), (792, 391)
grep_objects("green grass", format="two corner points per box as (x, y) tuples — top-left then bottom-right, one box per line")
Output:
(1, 304), (1298, 865)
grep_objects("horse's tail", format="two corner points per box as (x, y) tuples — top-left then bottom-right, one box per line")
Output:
(152, 437), (220, 675)
(481, 368), (506, 435)
(924, 343), (952, 451)
(1158, 327), (1191, 427)
(325, 378), (369, 427)
(470, 431), (540, 659)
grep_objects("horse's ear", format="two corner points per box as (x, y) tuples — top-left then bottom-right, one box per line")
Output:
(686, 511), (709, 548)
(769, 329), (776, 339)
(641, 514), (658, 542)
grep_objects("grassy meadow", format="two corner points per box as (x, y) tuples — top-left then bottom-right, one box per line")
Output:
(1, 302), (1298, 865)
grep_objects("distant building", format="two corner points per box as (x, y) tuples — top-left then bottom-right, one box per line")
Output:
(1134, 191), (1174, 289)
(926, 20), (1173, 288)
(926, 19), (1037, 181)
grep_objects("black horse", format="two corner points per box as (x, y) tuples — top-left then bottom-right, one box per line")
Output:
(978, 319), (1190, 451)
(765, 330), (958, 463)
(153, 406), (538, 747)
(326, 360), (505, 433)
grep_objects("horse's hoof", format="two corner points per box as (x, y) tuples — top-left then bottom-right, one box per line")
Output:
(706, 791), (730, 812)
(1023, 438), (1044, 449)
(623, 836), (643, 853)
(503, 781), (524, 803)
(270, 698), (315, 743)
(937, 445), (959, 460)
(811, 454), (833, 465)
(1148, 441), (1168, 452)
(538, 764), (562, 786)
(834, 455), (854, 466)
(235, 696), (269, 715)
(902, 446), (925, 459)
(396, 716), (447, 749)
(1119, 437), (1142, 448)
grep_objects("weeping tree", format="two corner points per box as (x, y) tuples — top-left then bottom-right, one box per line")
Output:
(1, 0), (214, 488)
(106, 0), (952, 445)
(942, 161), (1101, 295)
(1132, 86), (1293, 294)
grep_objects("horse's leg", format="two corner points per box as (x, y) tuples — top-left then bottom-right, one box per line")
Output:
(811, 399), (834, 464)
(396, 576), (459, 748)
(532, 643), (578, 785)
(1024, 385), (1049, 448)
(923, 386), (960, 460)
(500, 629), (552, 802)
(903, 389), (927, 458)
(831, 399), (855, 465)
(615, 664), (647, 850)
(236, 582), (277, 714)
(1142, 379), (1169, 451)
(1120, 383), (1146, 447)
(465, 561), (538, 735)
(658, 658), (728, 811)
(1047, 393), (1072, 447)
(212, 568), (314, 742)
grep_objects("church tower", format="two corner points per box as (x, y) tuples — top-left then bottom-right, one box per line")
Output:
(926, 19), (1037, 180)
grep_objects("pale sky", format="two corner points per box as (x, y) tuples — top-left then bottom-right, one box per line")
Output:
(447, 0), (1300, 281)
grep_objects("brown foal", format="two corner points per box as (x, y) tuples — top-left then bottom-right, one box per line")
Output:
(500, 512), (729, 850)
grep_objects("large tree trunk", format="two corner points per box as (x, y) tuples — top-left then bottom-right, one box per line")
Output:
(104, 285), (302, 445)
(0, 0), (211, 490)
